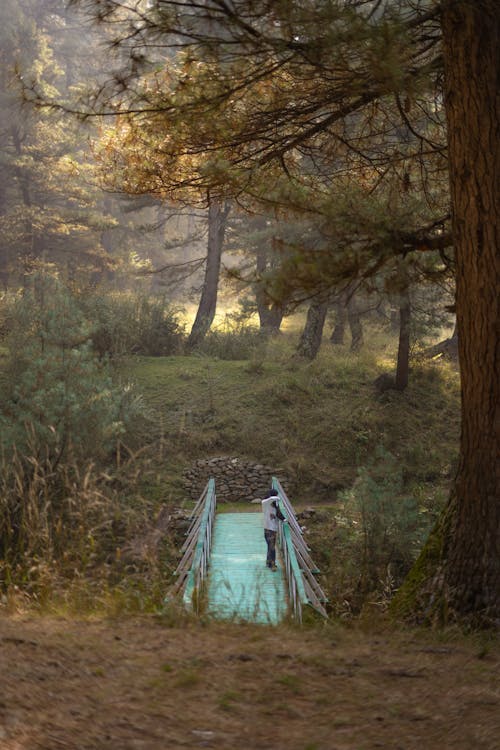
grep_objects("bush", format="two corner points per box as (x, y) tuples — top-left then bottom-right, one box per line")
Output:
(0, 453), (117, 593)
(81, 292), (185, 358)
(195, 316), (263, 360)
(0, 450), (173, 610)
(0, 274), (171, 605)
(0, 274), (143, 464)
(339, 446), (432, 595)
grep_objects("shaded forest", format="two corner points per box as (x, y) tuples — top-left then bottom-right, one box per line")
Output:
(0, 0), (497, 697)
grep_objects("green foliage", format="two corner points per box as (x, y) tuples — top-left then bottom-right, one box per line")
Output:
(81, 292), (185, 358)
(194, 315), (263, 360)
(0, 273), (163, 603)
(129, 331), (460, 513)
(339, 447), (435, 594)
(409, 281), (455, 347)
(0, 0), (131, 283)
(0, 303), (460, 613)
(0, 274), (138, 464)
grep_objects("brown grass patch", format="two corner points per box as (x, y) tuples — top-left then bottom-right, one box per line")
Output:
(0, 615), (497, 749)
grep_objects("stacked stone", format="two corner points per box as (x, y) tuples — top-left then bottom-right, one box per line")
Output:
(183, 456), (289, 503)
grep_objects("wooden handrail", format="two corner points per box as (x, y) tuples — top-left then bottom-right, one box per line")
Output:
(273, 476), (328, 619)
(183, 477), (217, 612)
(169, 479), (217, 608)
(278, 515), (309, 622)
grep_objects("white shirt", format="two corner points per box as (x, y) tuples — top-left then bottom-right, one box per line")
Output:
(261, 497), (280, 531)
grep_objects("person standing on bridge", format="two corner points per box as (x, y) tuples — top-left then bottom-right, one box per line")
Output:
(261, 488), (285, 571)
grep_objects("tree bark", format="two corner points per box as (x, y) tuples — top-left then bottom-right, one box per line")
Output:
(255, 246), (284, 335)
(396, 0), (500, 624)
(259, 304), (284, 335)
(297, 298), (329, 360)
(395, 282), (411, 391)
(187, 199), (230, 349)
(330, 294), (347, 345)
(347, 291), (363, 352)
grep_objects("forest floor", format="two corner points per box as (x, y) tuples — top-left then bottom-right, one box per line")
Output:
(0, 614), (498, 750)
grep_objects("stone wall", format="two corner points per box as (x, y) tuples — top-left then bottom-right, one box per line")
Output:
(183, 456), (290, 503)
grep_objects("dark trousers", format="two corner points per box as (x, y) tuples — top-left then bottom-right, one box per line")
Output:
(264, 529), (277, 567)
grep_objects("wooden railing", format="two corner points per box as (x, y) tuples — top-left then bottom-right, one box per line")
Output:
(273, 476), (328, 620)
(277, 511), (309, 622)
(170, 478), (217, 612)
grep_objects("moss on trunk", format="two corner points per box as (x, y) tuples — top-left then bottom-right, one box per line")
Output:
(390, 501), (452, 625)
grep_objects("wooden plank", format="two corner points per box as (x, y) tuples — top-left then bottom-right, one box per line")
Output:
(207, 513), (287, 624)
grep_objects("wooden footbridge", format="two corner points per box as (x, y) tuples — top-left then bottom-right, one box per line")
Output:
(170, 478), (328, 623)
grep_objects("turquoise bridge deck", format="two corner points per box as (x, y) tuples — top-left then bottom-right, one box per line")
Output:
(207, 512), (288, 624)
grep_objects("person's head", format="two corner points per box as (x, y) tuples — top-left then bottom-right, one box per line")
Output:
(268, 488), (278, 497)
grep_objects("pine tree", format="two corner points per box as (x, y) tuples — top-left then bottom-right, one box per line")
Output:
(68, 0), (499, 623)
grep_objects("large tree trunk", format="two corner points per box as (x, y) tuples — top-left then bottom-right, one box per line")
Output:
(395, 0), (500, 625)
(187, 199), (230, 349)
(0, 172), (8, 289)
(297, 298), (329, 360)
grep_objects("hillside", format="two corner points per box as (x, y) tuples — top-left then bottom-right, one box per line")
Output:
(127, 331), (460, 508)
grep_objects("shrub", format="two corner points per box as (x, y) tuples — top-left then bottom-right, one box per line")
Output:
(195, 316), (263, 360)
(339, 446), (432, 595)
(0, 275), (171, 605)
(0, 450), (173, 610)
(81, 292), (185, 358)
(0, 274), (143, 465)
(0, 453), (117, 593)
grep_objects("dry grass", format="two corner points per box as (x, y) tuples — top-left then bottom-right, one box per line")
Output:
(127, 327), (460, 508)
(0, 450), (178, 611)
(0, 614), (497, 749)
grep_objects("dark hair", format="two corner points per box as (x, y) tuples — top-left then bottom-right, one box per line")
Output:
(268, 488), (278, 497)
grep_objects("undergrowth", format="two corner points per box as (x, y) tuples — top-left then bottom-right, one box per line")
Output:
(0, 291), (460, 617)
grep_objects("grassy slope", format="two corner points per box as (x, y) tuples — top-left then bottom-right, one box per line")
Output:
(127, 330), (460, 508)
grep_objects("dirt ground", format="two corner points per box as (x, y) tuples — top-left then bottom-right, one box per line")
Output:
(0, 614), (498, 750)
